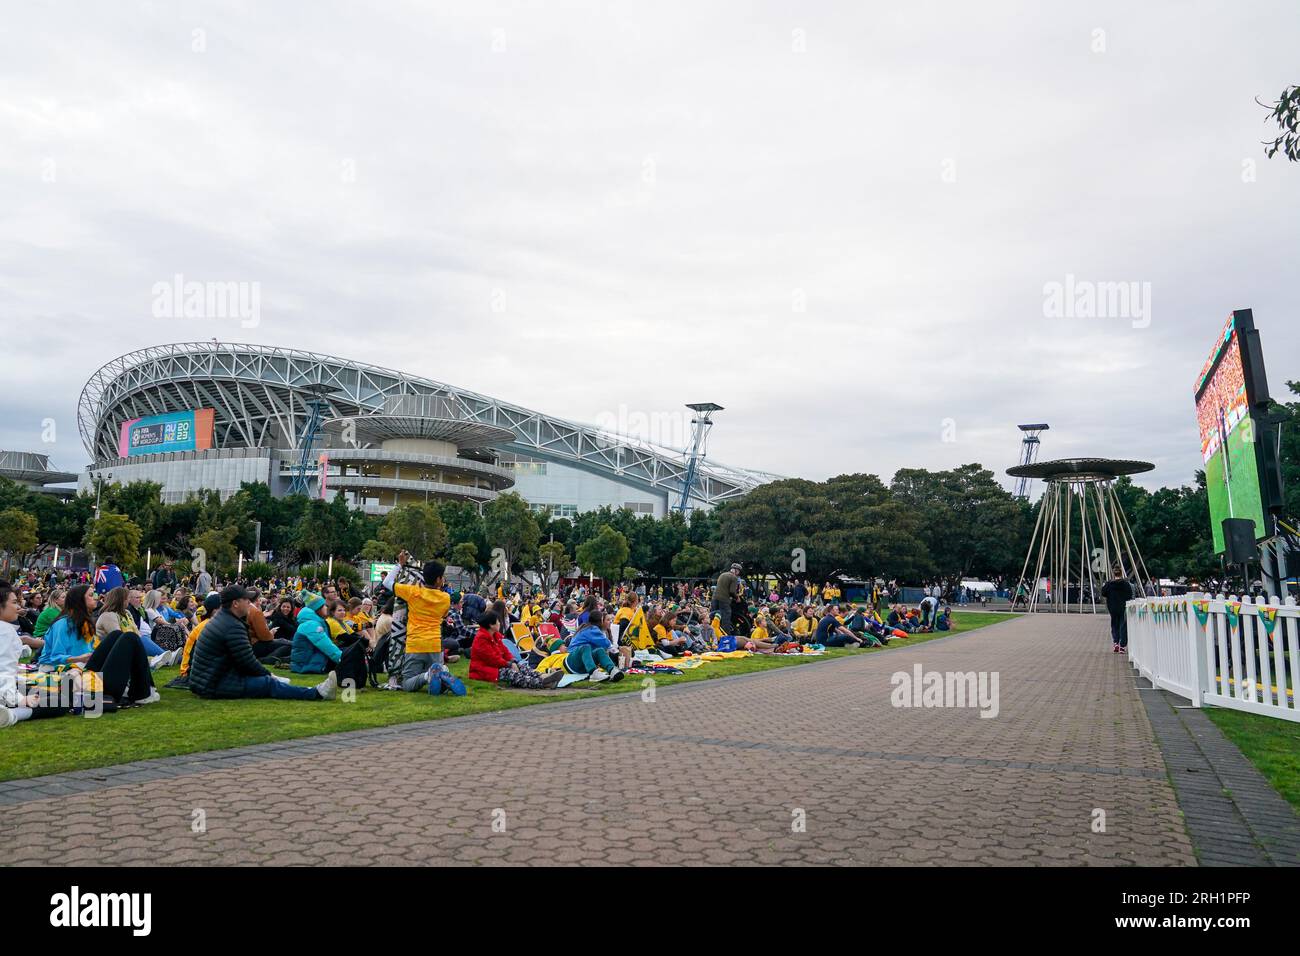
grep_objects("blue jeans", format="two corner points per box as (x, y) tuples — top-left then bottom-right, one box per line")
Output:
(567, 644), (615, 674)
(139, 633), (165, 656)
(243, 676), (321, 700)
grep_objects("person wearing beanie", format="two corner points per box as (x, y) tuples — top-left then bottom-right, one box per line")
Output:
(290, 591), (343, 674)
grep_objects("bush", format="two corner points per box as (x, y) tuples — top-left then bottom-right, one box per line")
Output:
(241, 561), (277, 581)
(296, 562), (362, 586)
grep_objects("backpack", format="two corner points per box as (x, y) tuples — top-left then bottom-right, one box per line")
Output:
(335, 635), (370, 693)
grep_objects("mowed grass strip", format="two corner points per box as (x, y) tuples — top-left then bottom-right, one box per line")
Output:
(1, 611), (1015, 781)
(1203, 706), (1300, 813)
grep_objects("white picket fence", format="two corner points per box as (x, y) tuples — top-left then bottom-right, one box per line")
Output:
(1126, 593), (1300, 723)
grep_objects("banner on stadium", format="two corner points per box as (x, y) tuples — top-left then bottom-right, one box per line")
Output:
(118, 409), (215, 457)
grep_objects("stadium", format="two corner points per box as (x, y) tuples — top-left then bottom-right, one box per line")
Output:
(76, 342), (780, 517)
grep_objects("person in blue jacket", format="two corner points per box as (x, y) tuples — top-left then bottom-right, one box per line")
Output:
(290, 592), (341, 674)
(565, 610), (624, 683)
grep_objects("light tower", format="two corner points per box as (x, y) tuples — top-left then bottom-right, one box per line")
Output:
(677, 403), (723, 512)
(1013, 423), (1049, 499)
(287, 384), (337, 496)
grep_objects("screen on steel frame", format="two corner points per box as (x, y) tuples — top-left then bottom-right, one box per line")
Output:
(1194, 313), (1267, 554)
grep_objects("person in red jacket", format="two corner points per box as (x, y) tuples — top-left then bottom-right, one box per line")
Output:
(469, 610), (563, 689)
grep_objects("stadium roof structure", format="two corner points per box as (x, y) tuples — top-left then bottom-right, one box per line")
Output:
(0, 450), (78, 487)
(78, 342), (783, 507)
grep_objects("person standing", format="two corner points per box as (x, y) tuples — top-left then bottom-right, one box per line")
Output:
(712, 563), (742, 635)
(1100, 568), (1133, 654)
(195, 566), (214, 597)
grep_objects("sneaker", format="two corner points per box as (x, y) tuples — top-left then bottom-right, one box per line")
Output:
(540, 670), (564, 688)
(149, 653), (169, 670)
(588, 669), (611, 683)
(383, 677), (400, 691)
(137, 689), (162, 705)
(315, 672), (338, 700)
(607, 667), (625, 683)
(1112, 643), (1121, 653)
(0, 708), (18, 729)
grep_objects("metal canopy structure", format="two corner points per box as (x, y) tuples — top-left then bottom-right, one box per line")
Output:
(78, 342), (782, 508)
(1007, 457), (1155, 613)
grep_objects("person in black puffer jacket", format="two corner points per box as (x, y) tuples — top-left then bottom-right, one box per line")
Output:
(189, 585), (337, 702)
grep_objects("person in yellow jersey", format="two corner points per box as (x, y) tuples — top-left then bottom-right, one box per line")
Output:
(382, 550), (452, 693)
(745, 611), (777, 654)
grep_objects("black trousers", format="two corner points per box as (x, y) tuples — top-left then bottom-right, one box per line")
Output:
(252, 638), (293, 661)
(1109, 612), (1128, 648)
(86, 630), (154, 702)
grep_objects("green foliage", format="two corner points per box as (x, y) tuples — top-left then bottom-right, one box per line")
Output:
(483, 492), (540, 570)
(378, 502), (448, 558)
(1260, 84), (1300, 162)
(297, 562), (362, 585)
(84, 512), (143, 564)
(575, 524), (630, 582)
(242, 561), (277, 580)
(671, 542), (713, 579)
(0, 508), (39, 566)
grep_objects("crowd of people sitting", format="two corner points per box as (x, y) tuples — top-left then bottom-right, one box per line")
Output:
(0, 555), (954, 728)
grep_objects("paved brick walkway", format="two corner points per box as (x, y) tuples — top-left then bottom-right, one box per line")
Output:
(2, 615), (1199, 865)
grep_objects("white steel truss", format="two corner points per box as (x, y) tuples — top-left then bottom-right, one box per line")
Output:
(78, 342), (782, 507)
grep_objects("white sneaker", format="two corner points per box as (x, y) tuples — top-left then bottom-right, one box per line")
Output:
(149, 653), (169, 670)
(315, 672), (338, 700)
(588, 669), (611, 683)
(137, 689), (162, 705)
(0, 708), (18, 728)
(168, 648), (184, 666)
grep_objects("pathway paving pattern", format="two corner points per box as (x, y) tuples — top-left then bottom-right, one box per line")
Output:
(1, 615), (1214, 865)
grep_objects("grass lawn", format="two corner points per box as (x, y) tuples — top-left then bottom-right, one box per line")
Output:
(1, 611), (1015, 782)
(1203, 707), (1300, 813)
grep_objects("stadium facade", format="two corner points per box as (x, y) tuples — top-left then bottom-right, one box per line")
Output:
(77, 342), (778, 517)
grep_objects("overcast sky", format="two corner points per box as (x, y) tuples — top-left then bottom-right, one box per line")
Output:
(2, 1), (1297, 493)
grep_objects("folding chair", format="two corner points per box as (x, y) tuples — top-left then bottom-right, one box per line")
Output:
(510, 622), (535, 653)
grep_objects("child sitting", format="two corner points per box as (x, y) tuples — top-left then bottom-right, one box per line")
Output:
(468, 611), (563, 689)
(566, 610), (625, 683)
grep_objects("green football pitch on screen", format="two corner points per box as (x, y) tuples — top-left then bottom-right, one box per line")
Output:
(1205, 422), (1266, 553)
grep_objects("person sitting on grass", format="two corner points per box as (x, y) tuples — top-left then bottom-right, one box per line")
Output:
(814, 607), (874, 649)
(381, 551), (451, 693)
(886, 604), (915, 633)
(39, 583), (159, 706)
(649, 609), (687, 656)
(1, 580), (72, 728)
(565, 609), (624, 683)
(245, 588), (292, 663)
(935, 604), (952, 631)
(172, 592), (223, 687)
(468, 610), (564, 689)
(190, 585), (336, 701)
(291, 592), (345, 675)
(745, 612), (778, 654)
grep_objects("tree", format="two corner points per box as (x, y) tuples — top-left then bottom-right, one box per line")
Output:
(85, 512), (143, 565)
(483, 492), (540, 574)
(0, 508), (38, 571)
(379, 503), (448, 558)
(1259, 84), (1300, 162)
(671, 542), (713, 579)
(450, 541), (486, 591)
(537, 539), (570, 591)
(292, 500), (336, 566)
(575, 524), (630, 584)
(189, 526), (239, 576)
